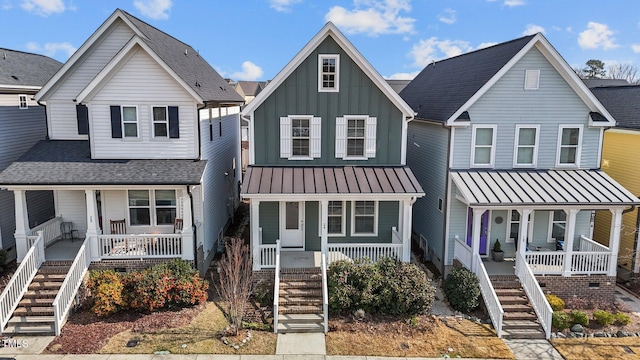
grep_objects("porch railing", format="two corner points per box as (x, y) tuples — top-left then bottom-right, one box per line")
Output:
(571, 252), (611, 275)
(0, 232), (45, 332)
(327, 243), (402, 265)
(321, 248), (329, 333)
(579, 235), (610, 252)
(98, 234), (182, 258)
(526, 250), (611, 276)
(525, 252), (565, 275)
(474, 252), (503, 338)
(273, 240), (281, 333)
(28, 216), (62, 247)
(258, 244), (277, 269)
(453, 235), (472, 269)
(516, 252), (553, 339)
(53, 235), (91, 335)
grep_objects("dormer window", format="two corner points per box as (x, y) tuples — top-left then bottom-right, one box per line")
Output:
(524, 70), (540, 90)
(318, 54), (339, 92)
(18, 94), (28, 109)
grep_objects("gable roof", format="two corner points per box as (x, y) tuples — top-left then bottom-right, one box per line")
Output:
(401, 33), (615, 127)
(37, 8), (242, 106)
(0, 48), (61, 91)
(235, 81), (268, 97)
(242, 22), (414, 118)
(591, 85), (640, 130)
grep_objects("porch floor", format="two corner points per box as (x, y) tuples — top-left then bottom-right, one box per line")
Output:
(482, 257), (516, 276)
(281, 251), (319, 268)
(45, 238), (83, 261)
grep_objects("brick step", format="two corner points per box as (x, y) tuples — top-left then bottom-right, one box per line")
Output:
(279, 304), (322, 315)
(497, 296), (529, 305)
(279, 288), (322, 297)
(502, 304), (534, 313)
(279, 274), (322, 282)
(494, 288), (526, 297)
(503, 311), (538, 321)
(489, 275), (519, 281)
(502, 320), (542, 330)
(279, 297), (322, 306)
(491, 281), (522, 289)
(277, 321), (324, 333)
(22, 290), (59, 299)
(28, 281), (63, 291)
(19, 298), (54, 307)
(38, 264), (71, 274)
(280, 281), (321, 289)
(280, 267), (321, 274)
(502, 328), (546, 340)
(13, 306), (54, 316)
(33, 273), (67, 282)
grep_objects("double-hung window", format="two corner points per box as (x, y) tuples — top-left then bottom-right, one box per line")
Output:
(153, 106), (169, 137)
(292, 118), (310, 156)
(347, 118), (365, 157)
(556, 125), (582, 167)
(319, 201), (345, 236)
(514, 125), (539, 167)
(335, 115), (377, 159)
(155, 190), (177, 225)
(352, 201), (377, 236)
(128, 190), (177, 226)
(122, 106), (138, 137)
(128, 190), (151, 225)
(549, 210), (566, 243)
(280, 115), (321, 159)
(18, 95), (28, 109)
(471, 125), (496, 167)
(318, 54), (339, 92)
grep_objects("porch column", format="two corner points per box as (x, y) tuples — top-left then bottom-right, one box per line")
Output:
(320, 200), (328, 254)
(562, 209), (578, 276)
(251, 199), (261, 270)
(85, 190), (101, 261)
(181, 188), (194, 261)
(401, 198), (413, 262)
(608, 208), (623, 277)
(14, 190), (29, 262)
(517, 209), (532, 257)
(470, 208), (485, 272)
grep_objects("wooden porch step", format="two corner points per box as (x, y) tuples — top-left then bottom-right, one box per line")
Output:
(280, 288), (322, 297)
(503, 311), (538, 321)
(279, 304), (322, 314)
(497, 295), (529, 305)
(502, 304), (534, 313)
(23, 289), (59, 299)
(13, 306), (54, 316)
(19, 298), (54, 307)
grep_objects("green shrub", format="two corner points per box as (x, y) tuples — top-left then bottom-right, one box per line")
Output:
(570, 310), (589, 326)
(442, 267), (480, 313)
(546, 294), (565, 311)
(87, 270), (126, 316)
(253, 280), (274, 305)
(615, 312), (631, 326)
(593, 309), (615, 326)
(552, 311), (571, 330)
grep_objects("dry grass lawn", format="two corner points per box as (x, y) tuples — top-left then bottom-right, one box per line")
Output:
(552, 338), (640, 359)
(326, 316), (514, 359)
(99, 302), (276, 355)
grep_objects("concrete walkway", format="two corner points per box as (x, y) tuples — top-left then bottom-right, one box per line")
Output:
(503, 339), (563, 360)
(276, 333), (326, 355)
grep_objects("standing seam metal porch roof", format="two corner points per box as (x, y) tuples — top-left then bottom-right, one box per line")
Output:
(242, 166), (424, 196)
(451, 169), (639, 206)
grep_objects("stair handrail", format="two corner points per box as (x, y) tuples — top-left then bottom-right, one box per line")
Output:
(515, 252), (553, 339)
(473, 252), (504, 338)
(321, 246), (329, 333)
(52, 235), (91, 336)
(0, 231), (45, 331)
(273, 239), (281, 333)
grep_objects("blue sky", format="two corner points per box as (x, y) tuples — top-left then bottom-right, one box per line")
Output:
(1, 0), (639, 81)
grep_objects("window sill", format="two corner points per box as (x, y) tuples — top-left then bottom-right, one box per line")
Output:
(318, 88), (339, 93)
(288, 156), (313, 161)
(342, 156), (368, 161)
(350, 232), (378, 237)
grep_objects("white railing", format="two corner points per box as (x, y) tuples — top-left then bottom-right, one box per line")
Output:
(258, 244), (277, 268)
(273, 240), (281, 334)
(321, 249), (329, 334)
(579, 235), (610, 252)
(327, 243), (402, 265)
(525, 252), (565, 275)
(29, 216), (62, 247)
(453, 235), (472, 269)
(0, 232), (45, 331)
(474, 252), (503, 338)
(516, 253), (553, 339)
(391, 226), (402, 244)
(53, 235), (91, 335)
(571, 252), (610, 275)
(98, 234), (182, 259)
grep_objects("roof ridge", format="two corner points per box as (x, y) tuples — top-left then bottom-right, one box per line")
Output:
(0, 48), (60, 61)
(117, 8), (192, 49)
(429, 33), (536, 66)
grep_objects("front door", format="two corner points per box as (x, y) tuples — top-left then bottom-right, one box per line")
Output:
(280, 201), (304, 248)
(466, 208), (490, 256)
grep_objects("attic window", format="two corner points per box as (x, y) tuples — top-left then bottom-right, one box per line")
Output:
(18, 94), (28, 109)
(318, 54), (339, 92)
(524, 70), (540, 90)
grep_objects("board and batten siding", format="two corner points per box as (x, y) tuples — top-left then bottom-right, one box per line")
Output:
(259, 202), (279, 244)
(47, 20), (135, 140)
(451, 47), (599, 170)
(252, 36), (404, 166)
(406, 120), (449, 268)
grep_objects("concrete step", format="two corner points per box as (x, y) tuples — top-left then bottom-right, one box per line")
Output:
(279, 304), (323, 314)
(279, 288), (322, 297)
(22, 290), (58, 299)
(502, 320), (542, 330)
(279, 297), (322, 306)
(279, 313), (324, 323)
(19, 298), (54, 307)
(502, 304), (535, 313)
(503, 311), (538, 321)
(3, 322), (55, 336)
(502, 328), (546, 340)
(7, 315), (55, 325)
(13, 306), (54, 316)
(277, 321), (324, 333)
(498, 295), (529, 305)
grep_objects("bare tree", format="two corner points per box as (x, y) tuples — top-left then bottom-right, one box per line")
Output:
(214, 237), (253, 335)
(607, 63), (640, 84)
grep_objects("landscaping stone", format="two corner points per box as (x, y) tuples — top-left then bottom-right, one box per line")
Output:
(594, 332), (606, 337)
(571, 324), (584, 333)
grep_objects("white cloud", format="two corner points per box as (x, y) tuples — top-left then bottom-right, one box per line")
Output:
(26, 41), (76, 59)
(21, 0), (65, 16)
(386, 71), (420, 80)
(325, 0), (416, 37)
(133, 0), (172, 20)
(438, 8), (456, 25)
(504, 0), (525, 6)
(522, 24), (545, 36)
(477, 42), (498, 49)
(410, 37), (472, 68)
(632, 44), (640, 53)
(269, 0), (302, 12)
(230, 61), (263, 81)
(578, 22), (618, 50)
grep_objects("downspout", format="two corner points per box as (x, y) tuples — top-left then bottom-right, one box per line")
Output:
(187, 185), (197, 266)
(36, 99), (50, 140)
(442, 124), (452, 276)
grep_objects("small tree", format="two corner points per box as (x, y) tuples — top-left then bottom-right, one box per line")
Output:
(214, 237), (253, 335)
(583, 59), (606, 79)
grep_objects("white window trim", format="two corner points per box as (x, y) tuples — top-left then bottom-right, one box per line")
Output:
(513, 125), (540, 167)
(121, 105), (139, 138)
(555, 124), (583, 168)
(280, 115), (321, 160)
(151, 105), (169, 138)
(336, 115), (377, 160)
(471, 124), (497, 168)
(18, 94), (28, 109)
(350, 200), (378, 237)
(127, 189), (178, 227)
(318, 54), (340, 92)
(524, 69), (540, 90)
(506, 209), (534, 244)
(547, 210), (567, 243)
(318, 201), (346, 237)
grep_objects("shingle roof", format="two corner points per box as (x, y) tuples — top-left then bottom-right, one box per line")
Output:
(590, 85), (640, 130)
(118, 10), (243, 105)
(0, 141), (206, 186)
(0, 48), (61, 88)
(235, 81), (267, 97)
(400, 35), (535, 122)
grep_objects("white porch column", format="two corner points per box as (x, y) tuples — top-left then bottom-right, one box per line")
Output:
(470, 208), (484, 272)
(85, 190), (101, 261)
(562, 209), (578, 276)
(517, 209), (532, 257)
(401, 198), (413, 262)
(251, 199), (261, 270)
(320, 200), (328, 254)
(14, 190), (30, 262)
(181, 188), (194, 261)
(608, 208), (623, 277)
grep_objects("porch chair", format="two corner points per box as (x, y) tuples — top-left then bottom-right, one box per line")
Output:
(60, 222), (79, 242)
(110, 219), (127, 235)
(173, 218), (184, 233)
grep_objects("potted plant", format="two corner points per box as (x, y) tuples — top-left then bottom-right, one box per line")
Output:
(492, 239), (504, 262)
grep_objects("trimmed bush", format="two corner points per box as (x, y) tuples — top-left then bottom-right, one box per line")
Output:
(615, 312), (631, 326)
(593, 309), (615, 326)
(570, 310), (589, 326)
(87, 270), (126, 316)
(546, 294), (565, 311)
(552, 311), (571, 330)
(442, 267), (480, 313)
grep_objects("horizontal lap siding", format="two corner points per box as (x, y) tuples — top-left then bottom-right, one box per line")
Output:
(56, 190), (87, 238)
(102, 190), (126, 234)
(447, 185), (468, 265)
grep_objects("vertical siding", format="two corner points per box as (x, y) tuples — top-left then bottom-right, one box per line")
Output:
(48, 20), (135, 140)
(259, 202), (279, 244)
(253, 36), (404, 166)
(56, 190), (87, 237)
(305, 202), (320, 251)
(406, 120), (448, 265)
(452, 47), (600, 169)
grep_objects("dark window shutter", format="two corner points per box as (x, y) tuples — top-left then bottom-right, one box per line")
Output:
(110, 106), (122, 138)
(168, 106), (179, 138)
(76, 104), (89, 135)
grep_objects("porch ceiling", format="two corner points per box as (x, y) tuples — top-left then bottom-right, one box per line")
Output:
(241, 166), (424, 197)
(451, 169), (639, 207)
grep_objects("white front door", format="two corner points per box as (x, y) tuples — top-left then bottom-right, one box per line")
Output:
(280, 201), (304, 248)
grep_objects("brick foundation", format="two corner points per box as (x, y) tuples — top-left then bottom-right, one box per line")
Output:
(89, 258), (194, 272)
(535, 275), (616, 303)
